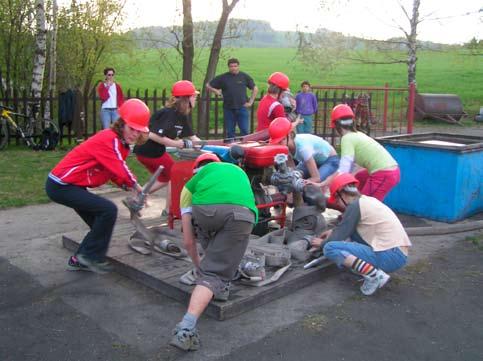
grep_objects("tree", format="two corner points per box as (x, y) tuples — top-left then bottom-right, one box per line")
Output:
(181, 0), (194, 80)
(198, 0), (240, 137)
(0, 0), (36, 97)
(296, 0), (436, 86)
(56, 0), (126, 96)
(44, 0), (58, 119)
(31, 0), (47, 101)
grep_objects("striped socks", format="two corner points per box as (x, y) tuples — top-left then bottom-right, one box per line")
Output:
(351, 258), (378, 277)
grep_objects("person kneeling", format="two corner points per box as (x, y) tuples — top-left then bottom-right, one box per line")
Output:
(311, 173), (411, 295)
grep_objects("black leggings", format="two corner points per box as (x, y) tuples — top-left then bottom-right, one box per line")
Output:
(45, 178), (117, 261)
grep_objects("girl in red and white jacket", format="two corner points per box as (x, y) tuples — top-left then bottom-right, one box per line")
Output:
(97, 67), (124, 129)
(46, 99), (149, 274)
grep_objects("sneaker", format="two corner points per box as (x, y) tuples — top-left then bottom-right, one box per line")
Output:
(360, 269), (390, 296)
(213, 282), (231, 302)
(67, 255), (91, 272)
(169, 327), (200, 351)
(76, 254), (113, 275)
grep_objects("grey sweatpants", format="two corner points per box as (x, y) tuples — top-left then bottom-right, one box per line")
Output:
(192, 204), (255, 296)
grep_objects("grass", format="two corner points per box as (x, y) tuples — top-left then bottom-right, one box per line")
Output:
(0, 145), (151, 210)
(111, 48), (483, 115)
(1, 47), (481, 209)
(465, 233), (483, 251)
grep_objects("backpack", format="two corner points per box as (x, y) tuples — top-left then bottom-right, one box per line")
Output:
(34, 124), (59, 151)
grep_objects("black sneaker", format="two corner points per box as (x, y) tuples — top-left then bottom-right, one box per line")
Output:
(76, 254), (113, 274)
(67, 255), (91, 271)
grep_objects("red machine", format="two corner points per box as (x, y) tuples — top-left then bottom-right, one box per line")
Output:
(168, 142), (289, 234)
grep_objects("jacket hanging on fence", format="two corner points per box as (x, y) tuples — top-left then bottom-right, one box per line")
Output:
(59, 90), (75, 126)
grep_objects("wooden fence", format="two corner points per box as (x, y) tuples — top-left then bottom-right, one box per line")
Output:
(0, 83), (415, 145)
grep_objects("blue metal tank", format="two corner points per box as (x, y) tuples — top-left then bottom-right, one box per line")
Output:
(377, 133), (482, 222)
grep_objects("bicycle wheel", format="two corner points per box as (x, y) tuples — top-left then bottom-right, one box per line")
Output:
(0, 117), (9, 150)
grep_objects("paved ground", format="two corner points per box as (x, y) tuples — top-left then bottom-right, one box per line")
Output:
(1, 187), (482, 361)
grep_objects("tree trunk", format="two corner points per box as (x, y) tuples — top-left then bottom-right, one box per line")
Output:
(182, 0), (194, 81)
(406, 0), (420, 85)
(198, 0), (239, 138)
(31, 0), (47, 104)
(45, 0), (58, 119)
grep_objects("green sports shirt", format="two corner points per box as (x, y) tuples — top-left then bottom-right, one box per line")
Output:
(341, 131), (397, 173)
(180, 162), (258, 223)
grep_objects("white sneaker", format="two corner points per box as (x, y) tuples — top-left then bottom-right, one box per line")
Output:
(360, 269), (390, 296)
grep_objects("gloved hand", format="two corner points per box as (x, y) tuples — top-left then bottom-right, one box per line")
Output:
(182, 139), (193, 149)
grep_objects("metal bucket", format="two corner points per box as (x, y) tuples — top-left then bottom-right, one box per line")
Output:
(414, 93), (466, 123)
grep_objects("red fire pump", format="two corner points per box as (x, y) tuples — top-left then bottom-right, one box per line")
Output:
(168, 141), (290, 235)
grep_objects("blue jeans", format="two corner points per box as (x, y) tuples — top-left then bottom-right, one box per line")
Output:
(323, 240), (407, 273)
(100, 108), (119, 129)
(296, 114), (314, 134)
(224, 107), (249, 139)
(45, 178), (117, 261)
(296, 155), (340, 181)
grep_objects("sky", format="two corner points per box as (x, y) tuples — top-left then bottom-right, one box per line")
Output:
(121, 0), (482, 44)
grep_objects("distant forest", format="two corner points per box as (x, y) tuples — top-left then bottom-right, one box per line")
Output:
(127, 19), (453, 50)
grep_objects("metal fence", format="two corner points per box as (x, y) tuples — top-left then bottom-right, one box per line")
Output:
(1, 83), (415, 145)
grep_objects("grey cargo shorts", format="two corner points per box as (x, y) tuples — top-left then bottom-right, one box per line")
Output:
(192, 204), (255, 296)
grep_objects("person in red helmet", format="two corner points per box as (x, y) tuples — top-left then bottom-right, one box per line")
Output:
(170, 153), (258, 351)
(310, 173), (411, 296)
(45, 98), (149, 274)
(133, 80), (202, 215)
(269, 117), (339, 184)
(329, 103), (400, 202)
(256, 72), (291, 132)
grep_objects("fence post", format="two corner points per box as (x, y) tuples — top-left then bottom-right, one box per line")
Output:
(383, 83), (389, 132)
(153, 89), (157, 111)
(407, 82), (416, 134)
(92, 87), (97, 133)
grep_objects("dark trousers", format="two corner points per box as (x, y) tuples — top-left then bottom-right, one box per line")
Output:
(45, 178), (117, 261)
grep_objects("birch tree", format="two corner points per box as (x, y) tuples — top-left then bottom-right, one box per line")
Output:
(31, 0), (47, 101)
(45, 0), (58, 119)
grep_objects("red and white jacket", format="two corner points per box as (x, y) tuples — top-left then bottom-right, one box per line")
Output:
(97, 82), (124, 108)
(49, 129), (137, 188)
(256, 94), (285, 132)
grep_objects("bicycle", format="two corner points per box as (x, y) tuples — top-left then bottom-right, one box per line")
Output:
(0, 104), (59, 150)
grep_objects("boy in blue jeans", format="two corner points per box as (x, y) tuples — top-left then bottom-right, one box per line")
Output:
(295, 80), (318, 133)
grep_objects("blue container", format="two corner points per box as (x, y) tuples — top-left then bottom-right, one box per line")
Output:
(200, 145), (238, 163)
(377, 133), (483, 222)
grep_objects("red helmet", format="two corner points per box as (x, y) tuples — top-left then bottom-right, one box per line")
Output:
(268, 117), (292, 144)
(172, 80), (199, 97)
(330, 104), (354, 129)
(328, 173), (360, 203)
(118, 98), (150, 132)
(268, 72), (289, 90)
(192, 153), (220, 174)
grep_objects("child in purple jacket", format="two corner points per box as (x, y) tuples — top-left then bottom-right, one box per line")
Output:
(295, 80), (318, 134)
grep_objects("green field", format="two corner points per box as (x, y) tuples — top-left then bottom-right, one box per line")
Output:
(110, 48), (482, 114)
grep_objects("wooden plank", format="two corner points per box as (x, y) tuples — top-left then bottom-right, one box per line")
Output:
(62, 234), (335, 320)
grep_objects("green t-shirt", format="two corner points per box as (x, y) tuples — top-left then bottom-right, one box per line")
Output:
(341, 132), (397, 173)
(183, 162), (258, 222)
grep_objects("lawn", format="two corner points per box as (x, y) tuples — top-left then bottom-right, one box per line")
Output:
(111, 48), (483, 114)
(0, 145), (151, 209)
(1, 47), (481, 209)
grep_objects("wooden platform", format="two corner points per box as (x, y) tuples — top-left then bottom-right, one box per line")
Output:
(62, 218), (335, 321)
